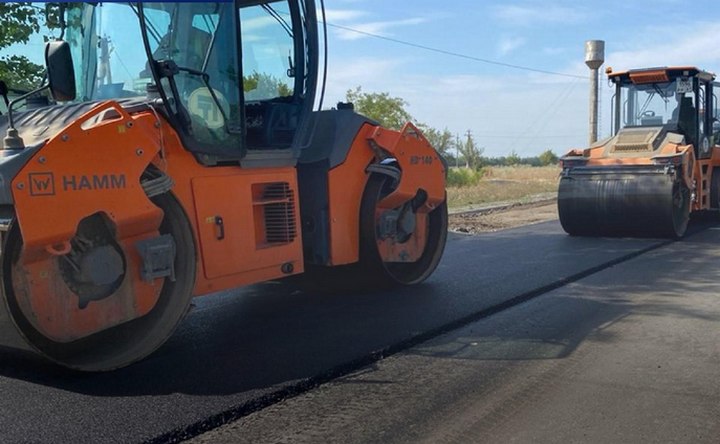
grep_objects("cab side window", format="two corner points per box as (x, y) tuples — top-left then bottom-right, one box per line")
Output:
(239, 1), (295, 101)
(144, 2), (243, 149)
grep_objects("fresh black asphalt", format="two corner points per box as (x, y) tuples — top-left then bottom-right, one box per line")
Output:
(0, 221), (687, 443)
(192, 226), (720, 443)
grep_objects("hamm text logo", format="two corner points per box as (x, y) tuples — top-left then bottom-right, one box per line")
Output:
(63, 174), (127, 191)
(29, 173), (56, 196)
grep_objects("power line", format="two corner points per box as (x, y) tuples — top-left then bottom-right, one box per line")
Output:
(473, 133), (586, 139)
(324, 22), (587, 80)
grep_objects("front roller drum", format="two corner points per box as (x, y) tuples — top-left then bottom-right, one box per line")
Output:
(558, 171), (690, 238)
(358, 174), (448, 287)
(2, 193), (196, 371)
(294, 174), (447, 293)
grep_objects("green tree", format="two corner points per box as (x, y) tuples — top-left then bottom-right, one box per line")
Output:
(0, 3), (42, 48)
(346, 86), (413, 130)
(506, 149), (521, 166)
(459, 130), (484, 170)
(0, 55), (44, 92)
(421, 126), (454, 157)
(538, 149), (559, 166)
(0, 3), (81, 91)
(0, 2), (45, 91)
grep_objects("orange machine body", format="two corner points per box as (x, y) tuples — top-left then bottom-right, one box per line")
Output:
(0, 0), (449, 371)
(9, 101), (445, 341)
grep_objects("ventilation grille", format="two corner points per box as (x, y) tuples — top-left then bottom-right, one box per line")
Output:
(255, 182), (297, 245)
(613, 143), (652, 153)
(611, 128), (659, 153)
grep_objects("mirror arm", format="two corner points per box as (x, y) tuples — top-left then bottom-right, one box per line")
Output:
(3, 84), (49, 150)
(7, 84), (50, 129)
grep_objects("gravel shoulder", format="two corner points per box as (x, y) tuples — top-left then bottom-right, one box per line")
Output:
(449, 200), (559, 234)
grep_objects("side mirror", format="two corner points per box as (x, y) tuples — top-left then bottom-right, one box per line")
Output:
(45, 41), (76, 102)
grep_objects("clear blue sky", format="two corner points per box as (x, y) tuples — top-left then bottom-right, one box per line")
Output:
(5, 1), (720, 157)
(322, 0), (720, 156)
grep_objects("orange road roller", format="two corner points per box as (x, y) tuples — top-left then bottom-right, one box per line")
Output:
(559, 66), (720, 238)
(0, 1), (447, 371)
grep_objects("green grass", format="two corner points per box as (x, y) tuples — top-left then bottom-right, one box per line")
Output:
(447, 166), (560, 209)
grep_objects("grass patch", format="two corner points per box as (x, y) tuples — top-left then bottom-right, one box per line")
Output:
(447, 165), (560, 209)
(447, 167), (484, 187)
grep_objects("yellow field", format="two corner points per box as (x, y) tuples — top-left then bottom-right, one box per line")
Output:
(447, 165), (561, 209)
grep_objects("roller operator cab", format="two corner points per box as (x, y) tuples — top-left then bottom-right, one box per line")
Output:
(0, 1), (448, 371)
(559, 67), (720, 238)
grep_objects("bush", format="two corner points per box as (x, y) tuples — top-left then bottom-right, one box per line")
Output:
(447, 167), (484, 187)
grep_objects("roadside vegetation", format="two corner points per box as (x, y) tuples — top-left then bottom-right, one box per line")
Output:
(346, 87), (562, 209)
(447, 165), (560, 209)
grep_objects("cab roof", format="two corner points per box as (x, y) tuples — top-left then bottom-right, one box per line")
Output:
(608, 66), (715, 84)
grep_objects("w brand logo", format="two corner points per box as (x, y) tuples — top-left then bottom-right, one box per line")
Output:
(28, 173), (56, 196)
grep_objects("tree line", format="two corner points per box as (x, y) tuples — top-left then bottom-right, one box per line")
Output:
(345, 86), (560, 169)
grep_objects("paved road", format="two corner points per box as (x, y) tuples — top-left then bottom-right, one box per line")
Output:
(194, 226), (720, 444)
(0, 221), (698, 443)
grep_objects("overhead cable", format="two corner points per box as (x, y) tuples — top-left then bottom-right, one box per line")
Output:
(324, 22), (587, 80)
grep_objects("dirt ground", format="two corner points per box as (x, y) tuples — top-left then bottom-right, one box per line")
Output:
(449, 201), (558, 234)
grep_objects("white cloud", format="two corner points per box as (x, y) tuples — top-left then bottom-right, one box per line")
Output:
(322, 9), (367, 22)
(497, 36), (526, 56)
(332, 17), (428, 41)
(321, 56), (412, 105)
(493, 4), (588, 26)
(542, 47), (567, 56)
(605, 22), (720, 73)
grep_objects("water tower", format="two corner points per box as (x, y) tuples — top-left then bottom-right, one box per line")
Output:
(585, 40), (605, 145)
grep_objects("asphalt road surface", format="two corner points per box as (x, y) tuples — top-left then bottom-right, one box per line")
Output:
(192, 226), (720, 444)
(0, 220), (716, 443)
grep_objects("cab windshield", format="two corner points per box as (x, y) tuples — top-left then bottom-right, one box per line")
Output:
(64, 3), (149, 101)
(620, 79), (695, 128)
(4, 0), (316, 156)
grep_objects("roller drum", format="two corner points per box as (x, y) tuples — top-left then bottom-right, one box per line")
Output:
(558, 168), (690, 238)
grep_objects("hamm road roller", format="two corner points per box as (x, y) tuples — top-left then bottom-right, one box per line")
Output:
(0, 1), (447, 371)
(559, 66), (720, 238)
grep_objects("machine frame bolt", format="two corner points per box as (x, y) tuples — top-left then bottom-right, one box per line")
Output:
(136, 148), (144, 156)
(61, 134), (69, 142)
(126, 121), (134, 128)
(16, 183), (24, 190)
(38, 156), (46, 164)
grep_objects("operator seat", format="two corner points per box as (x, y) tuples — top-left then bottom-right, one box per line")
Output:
(676, 97), (697, 146)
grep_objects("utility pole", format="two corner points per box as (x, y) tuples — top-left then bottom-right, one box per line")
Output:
(465, 130), (473, 168)
(455, 134), (461, 168)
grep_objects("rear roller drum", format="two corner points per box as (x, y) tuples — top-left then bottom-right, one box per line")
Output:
(558, 174), (690, 238)
(357, 174), (448, 287)
(2, 193), (196, 371)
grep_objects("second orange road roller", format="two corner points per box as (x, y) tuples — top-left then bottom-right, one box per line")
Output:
(0, 1), (447, 371)
(559, 66), (720, 238)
